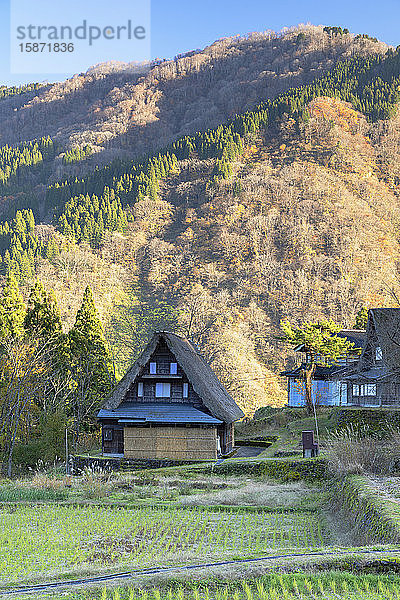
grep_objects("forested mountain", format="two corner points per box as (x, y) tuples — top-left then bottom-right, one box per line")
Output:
(1, 24), (400, 415)
(0, 26), (387, 165)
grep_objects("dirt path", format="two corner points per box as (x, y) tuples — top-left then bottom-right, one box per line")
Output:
(234, 446), (266, 458)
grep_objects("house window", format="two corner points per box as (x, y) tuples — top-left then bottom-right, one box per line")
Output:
(353, 384), (377, 396)
(104, 428), (113, 441)
(183, 383), (189, 398)
(365, 384), (377, 396)
(137, 382), (144, 397)
(150, 362), (157, 374)
(376, 347), (383, 361)
(170, 362), (177, 375)
(156, 383), (171, 398)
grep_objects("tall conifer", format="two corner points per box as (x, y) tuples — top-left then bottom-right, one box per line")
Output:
(24, 281), (62, 338)
(0, 275), (25, 338)
(69, 286), (114, 400)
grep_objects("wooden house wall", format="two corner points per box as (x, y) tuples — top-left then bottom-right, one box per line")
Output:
(124, 425), (217, 460)
(102, 421), (124, 454)
(288, 378), (344, 407)
(218, 423), (234, 454)
(347, 381), (400, 407)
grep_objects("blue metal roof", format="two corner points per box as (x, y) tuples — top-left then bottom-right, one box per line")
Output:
(281, 364), (348, 379)
(97, 402), (222, 424)
(345, 366), (389, 381)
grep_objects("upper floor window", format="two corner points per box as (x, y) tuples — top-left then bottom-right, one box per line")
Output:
(170, 362), (177, 375)
(137, 382), (144, 397)
(375, 347), (383, 361)
(156, 382), (171, 398)
(183, 382), (189, 398)
(149, 362), (157, 374)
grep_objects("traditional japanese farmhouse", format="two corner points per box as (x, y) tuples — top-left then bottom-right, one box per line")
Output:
(282, 330), (366, 407)
(98, 332), (244, 460)
(344, 309), (400, 407)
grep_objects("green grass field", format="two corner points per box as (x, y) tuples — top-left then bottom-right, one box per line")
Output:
(0, 504), (330, 583)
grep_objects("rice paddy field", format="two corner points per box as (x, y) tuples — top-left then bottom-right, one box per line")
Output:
(15, 572), (400, 600)
(0, 504), (330, 583)
(1, 468), (400, 599)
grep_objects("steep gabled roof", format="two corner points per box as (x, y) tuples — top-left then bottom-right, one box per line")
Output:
(102, 332), (244, 423)
(358, 308), (400, 372)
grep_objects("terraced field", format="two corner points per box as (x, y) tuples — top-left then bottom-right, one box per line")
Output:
(0, 504), (330, 584)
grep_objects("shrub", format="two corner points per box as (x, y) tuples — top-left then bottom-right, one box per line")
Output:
(335, 408), (400, 437)
(12, 412), (67, 470)
(325, 425), (400, 476)
(212, 457), (328, 481)
(81, 466), (111, 498)
(0, 485), (68, 502)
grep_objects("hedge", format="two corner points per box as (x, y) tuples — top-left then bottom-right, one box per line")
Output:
(235, 439), (275, 447)
(71, 455), (207, 473)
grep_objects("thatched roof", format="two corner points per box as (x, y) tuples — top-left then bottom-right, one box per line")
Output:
(358, 308), (400, 373)
(102, 332), (244, 423)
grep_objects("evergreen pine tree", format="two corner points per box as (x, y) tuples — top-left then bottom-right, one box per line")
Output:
(24, 281), (62, 338)
(0, 275), (26, 338)
(355, 307), (369, 330)
(69, 286), (114, 402)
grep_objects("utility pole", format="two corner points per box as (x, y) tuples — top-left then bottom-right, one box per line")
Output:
(65, 428), (69, 475)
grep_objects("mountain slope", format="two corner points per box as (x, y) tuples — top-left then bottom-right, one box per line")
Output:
(0, 25), (388, 170)
(0, 25), (399, 414)
(119, 96), (400, 412)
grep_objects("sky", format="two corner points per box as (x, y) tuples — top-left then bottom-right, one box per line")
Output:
(1, 0), (400, 86)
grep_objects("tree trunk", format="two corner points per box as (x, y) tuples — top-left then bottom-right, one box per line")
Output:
(303, 363), (316, 415)
(7, 408), (21, 478)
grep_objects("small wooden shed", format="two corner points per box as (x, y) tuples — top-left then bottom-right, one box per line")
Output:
(97, 332), (244, 460)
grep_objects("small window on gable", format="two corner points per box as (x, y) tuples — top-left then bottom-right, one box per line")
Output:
(156, 383), (171, 398)
(376, 347), (383, 361)
(170, 362), (177, 375)
(149, 362), (157, 374)
(137, 382), (144, 397)
(183, 382), (189, 398)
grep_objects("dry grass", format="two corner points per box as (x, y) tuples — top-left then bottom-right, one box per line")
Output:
(179, 480), (316, 507)
(325, 426), (400, 476)
(80, 467), (113, 499)
(29, 472), (67, 491)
